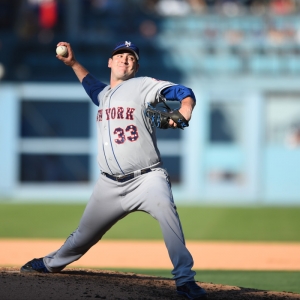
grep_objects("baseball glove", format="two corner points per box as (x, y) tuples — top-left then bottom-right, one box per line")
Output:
(145, 102), (189, 130)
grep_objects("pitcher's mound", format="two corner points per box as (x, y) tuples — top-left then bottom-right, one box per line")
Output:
(0, 267), (299, 300)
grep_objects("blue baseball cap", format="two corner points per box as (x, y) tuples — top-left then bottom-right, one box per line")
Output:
(112, 41), (139, 60)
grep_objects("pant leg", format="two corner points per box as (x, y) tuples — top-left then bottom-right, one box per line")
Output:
(44, 175), (127, 272)
(121, 169), (196, 286)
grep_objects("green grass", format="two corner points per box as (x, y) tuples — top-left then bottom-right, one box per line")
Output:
(99, 269), (300, 294)
(0, 203), (84, 239)
(1, 203), (300, 294)
(176, 206), (300, 242)
(0, 203), (299, 241)
(194, 270), (300, 294)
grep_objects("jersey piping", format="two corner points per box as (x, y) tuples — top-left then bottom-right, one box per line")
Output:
(106, 85), (125, 175)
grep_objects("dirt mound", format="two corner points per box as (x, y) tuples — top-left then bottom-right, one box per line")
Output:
(1, 267), (299, 300)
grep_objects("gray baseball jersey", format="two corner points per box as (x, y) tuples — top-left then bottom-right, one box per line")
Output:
(96, 76), (173, 175)
(43, 76), (197, 286)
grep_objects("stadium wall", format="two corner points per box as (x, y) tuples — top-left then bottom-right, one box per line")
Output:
(1, 77), (300, 205)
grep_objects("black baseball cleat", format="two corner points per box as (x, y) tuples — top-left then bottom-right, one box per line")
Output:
(177, 281), (208, 299)
(20, 258), (50, 273)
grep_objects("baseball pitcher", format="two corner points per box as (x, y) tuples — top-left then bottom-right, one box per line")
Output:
(20, 41), (207, 300)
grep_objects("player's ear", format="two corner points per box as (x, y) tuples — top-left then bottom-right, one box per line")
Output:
(108, 57), (112, 68)
(135, 62), (140, 73)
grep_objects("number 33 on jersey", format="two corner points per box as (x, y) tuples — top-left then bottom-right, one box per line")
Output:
(97, 106), (138, 144)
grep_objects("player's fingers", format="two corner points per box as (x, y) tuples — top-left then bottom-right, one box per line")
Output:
(56, 41), (69, 47)
(168, 119), (177, 128)
(65, 43), (73, 56)
(56, 42), (73, 58)
(56, 54), (67, 61)
(55, 42), (76, 66)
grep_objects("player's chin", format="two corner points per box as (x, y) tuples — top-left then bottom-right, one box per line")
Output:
(121, 72), (135, 81)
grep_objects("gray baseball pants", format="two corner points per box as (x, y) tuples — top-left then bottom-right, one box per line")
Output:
(43, 168), (196, 286)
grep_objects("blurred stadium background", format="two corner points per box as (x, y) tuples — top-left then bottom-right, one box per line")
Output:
(1, 0), (300, 205)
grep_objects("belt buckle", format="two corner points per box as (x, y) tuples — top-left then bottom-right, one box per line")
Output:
(117, 176), (125, 182)
(117, 174), (130, 182)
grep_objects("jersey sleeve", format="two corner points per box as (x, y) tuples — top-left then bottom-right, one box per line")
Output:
(161, 85), (196, 102)
(140, 77), (175, 106)
(82, 73), (107, 106)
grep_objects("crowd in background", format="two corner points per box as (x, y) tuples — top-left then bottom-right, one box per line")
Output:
(1, 0), (300, 82)
(139, 0), (298, 16)
(1, 0), (299, 33)
(79, 0), (299, 16)
(0, 0), (299, 41)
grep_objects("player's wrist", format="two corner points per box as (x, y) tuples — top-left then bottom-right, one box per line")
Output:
(70, 60), (79, 68)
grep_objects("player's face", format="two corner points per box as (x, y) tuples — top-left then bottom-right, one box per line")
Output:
(108, 51), (139, 81)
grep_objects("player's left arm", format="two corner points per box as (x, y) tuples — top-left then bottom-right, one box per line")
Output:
(161, 85), (196, 127)
(178, 96), (196, 121)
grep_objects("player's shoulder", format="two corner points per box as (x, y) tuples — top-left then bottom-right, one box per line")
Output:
(130, 76), (174, 86)
(127, 76), (151, 82)
(99, 85), (110, 95)
(123, 77), (151, 87)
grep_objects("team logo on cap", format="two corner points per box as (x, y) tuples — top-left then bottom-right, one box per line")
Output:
(125, 41), (131, 47)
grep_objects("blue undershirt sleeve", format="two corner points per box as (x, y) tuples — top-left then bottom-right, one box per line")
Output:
(161, 85), (196, 102)
(82, 73), (107, 106)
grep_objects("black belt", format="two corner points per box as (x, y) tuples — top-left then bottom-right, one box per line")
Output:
(102, 168), (152, 183)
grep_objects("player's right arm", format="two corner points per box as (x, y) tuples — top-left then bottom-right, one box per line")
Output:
(56, 42), (107, 106)
(56, 42), (88, 82)
(82, 74), (107, 106)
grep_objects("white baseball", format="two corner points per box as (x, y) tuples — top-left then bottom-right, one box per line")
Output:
(56, 45), (68, 57)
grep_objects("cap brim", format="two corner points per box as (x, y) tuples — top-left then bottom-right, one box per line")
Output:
(112, 47), (139, 60)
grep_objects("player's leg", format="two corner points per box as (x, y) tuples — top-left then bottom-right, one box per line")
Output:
(125, 169), (208, 298)
(25, 175), (127, 273)
(121, 169), (196, 286)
